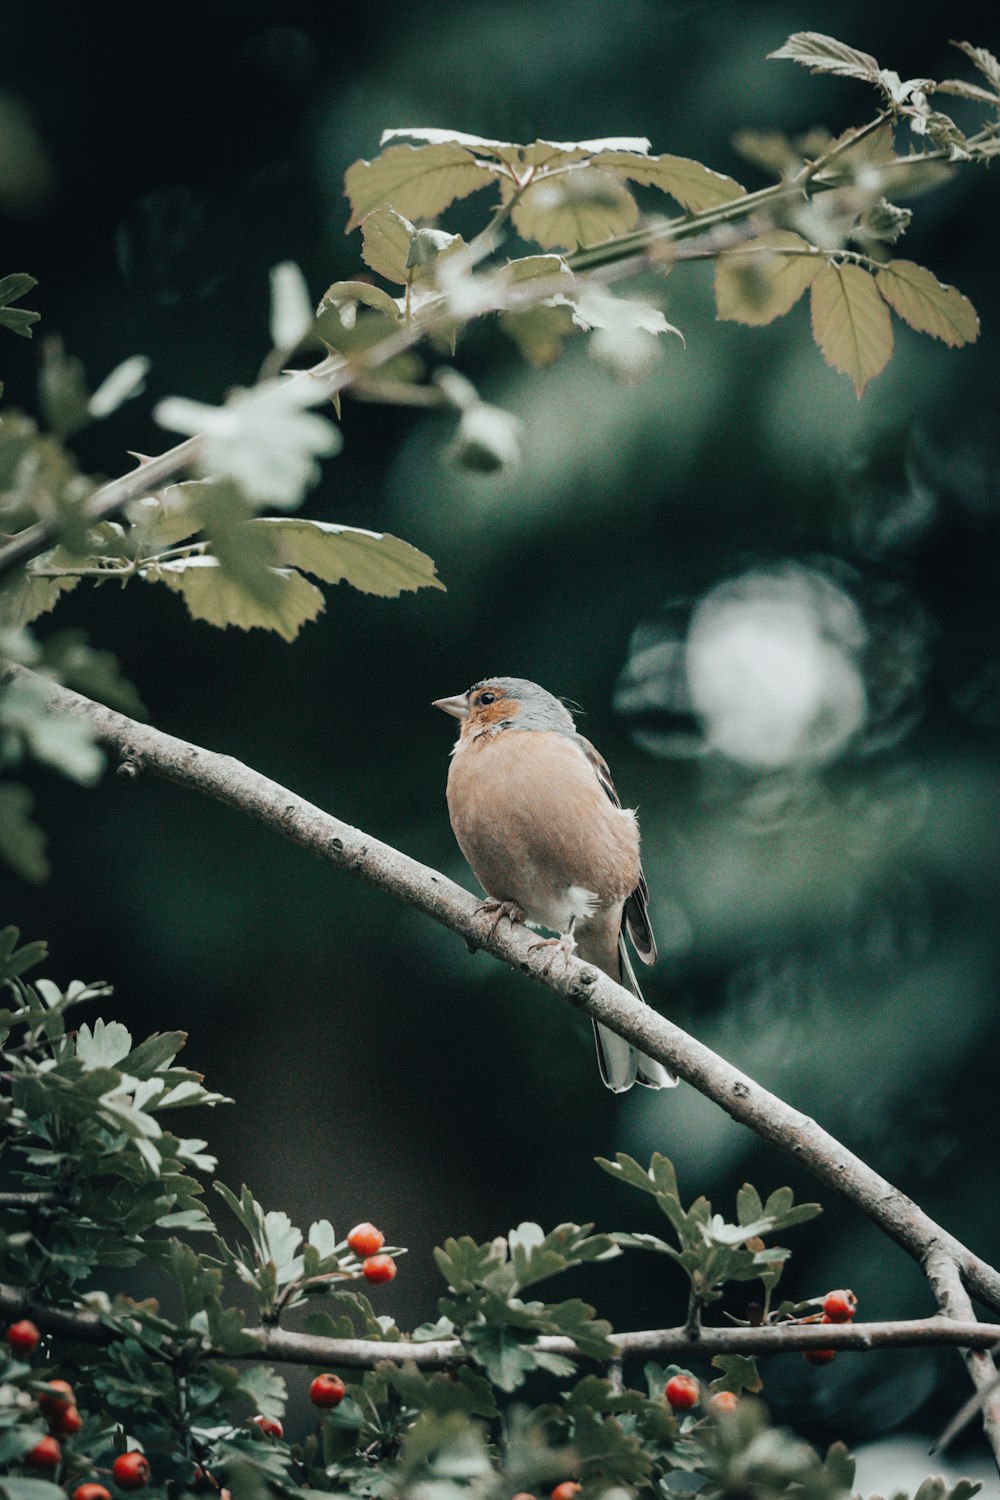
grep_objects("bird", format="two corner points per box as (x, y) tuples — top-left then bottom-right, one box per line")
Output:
(433, 676), (675, 1092)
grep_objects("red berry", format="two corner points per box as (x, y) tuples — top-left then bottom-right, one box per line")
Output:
(112, 1452), (151, 1490)
(38, 1378), (74, 1416)
(803, 1349), (836, 1366)
(251, 1414), (284, 1439)
(822, 1290), (857, 1323)
(6, 1319), (41, 1353)
(710, 1391), (739, 1413)
(74, 1486), (112, 1500)
(53, 1405), (83, 1436)
(309, 1373), (346, 1409)
(347, 1223), (385, 1257)
(361, 1254), (396, 1284)
(664, 1374), (700, 1411)
(551, 1485), (581, 1500)
(26, 1436), (61, 1470)
(512, 1493), (536, 1500)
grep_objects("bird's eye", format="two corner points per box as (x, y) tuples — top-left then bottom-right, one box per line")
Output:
(479, 691), (496, 705)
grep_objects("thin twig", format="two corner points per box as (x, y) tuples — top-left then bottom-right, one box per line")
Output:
(4, 664), (1000, 1327)
(927, 1252), (1000, 1473)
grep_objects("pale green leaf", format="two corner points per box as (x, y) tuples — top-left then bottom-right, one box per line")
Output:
(950, 40), (1000, 94)
(88, 355), (150, 418)
(77, 1018), (133, 1067)
(345, 143), (497, 231)
(767, 32), (882, 86)
(715, 231), (821, 325)
(0, 572), (80, 629)
(499, 303), (577, 366)
(876, 260), (979, 346)
(247, 518), (444, 596)
(319, 280), (402, 319)
(147, 557), (325, 641)
(510, 169), (639, 250)
(269, 262), (314, 350)
(593, 150), (745, 213)
(810, 261), (893, 397)
(360, 206), (416, 284)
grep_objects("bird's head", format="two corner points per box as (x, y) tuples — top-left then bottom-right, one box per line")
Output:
(433, 677), (576, 736)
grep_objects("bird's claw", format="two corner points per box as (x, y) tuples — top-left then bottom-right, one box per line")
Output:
(529, 931), (577, 973)
(476, 898), (526, 942)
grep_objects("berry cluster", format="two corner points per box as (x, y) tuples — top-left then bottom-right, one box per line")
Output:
(802, 1288), (859, 1367)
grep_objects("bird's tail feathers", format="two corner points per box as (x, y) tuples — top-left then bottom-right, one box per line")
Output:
(616, 935), (677, 1090)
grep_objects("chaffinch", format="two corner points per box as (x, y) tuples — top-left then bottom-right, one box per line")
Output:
(434, 676), (675, 1092)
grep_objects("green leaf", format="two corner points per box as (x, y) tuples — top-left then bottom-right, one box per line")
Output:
(462, 1323), (538, 1391)
(510, 169), (639, 250)
(434, 1236), (503, 1291)
(229, 1364), (287, 1420)
(320, 280), (402, 319)
(735, 1184), (764, 1225)
(573, 1406), (651, 1487)
(0, 784), (48, 881)
(0, 926), (47, 981)
(499, 302), (578, 366)
(709, 1354), (763, 1395)
(810, 261), (893, 397)
(714, 232), (821, 325)
(596, 1150), (680, 1200)
(0, 274), (40, 338)
(38, 337), (91, 438)
(77, 1017), (133, 1067)
(383, 1364), (498, 1419)
(89, 356), (150, 419)
(145, 557), (325, 642)
(542, 1298), (614, 1357)
(345, 143), (497, 231)
(767, 32), (882, 87)
(247, 519), (444, 596)
(876, 260), (980, 347)
(593, 150), (745, 213)
(950, 40), (1000, 95)
(0, 572), (80, 629)
(361, 206), (417, 284)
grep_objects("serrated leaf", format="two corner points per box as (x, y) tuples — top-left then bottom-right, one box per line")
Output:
(935, 78), (1000, 104)
(247, 519), (444, 596)
(810, 261), (893, 397)
(77, 1017), (133, 1067)
(434, 1236), (503, 1291)
(714, 231), (821, 325)
(463, 1323), (537, 1391)
(0, 572), (80, 628)
(145, 557), (325, 642)
(230, 1364), (287, 1420)
(593, 150), (745, 213)
(876, 260), (979, 347)
(346, 144), (496, 231)
(510, 169), (639, 250)
(709, 1353), (762, 1395)
(768, 32), (882, 86)
(951, 40), (1000, 94)
(361, 206), (417, 284)
(0, 926), (47, 981)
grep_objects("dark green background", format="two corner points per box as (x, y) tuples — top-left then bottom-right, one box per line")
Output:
(2, 0), (999, 1459)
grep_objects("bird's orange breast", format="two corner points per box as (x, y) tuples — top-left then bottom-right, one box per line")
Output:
(446, 729), (640, 912)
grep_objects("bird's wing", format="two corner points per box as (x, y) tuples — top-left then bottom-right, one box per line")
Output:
(575, 734), (657, 966)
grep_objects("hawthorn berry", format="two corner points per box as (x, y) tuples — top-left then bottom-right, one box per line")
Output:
(53, 1405), (83, 1436)
(73, 1486), (112, 1500)
(362, 1254), (396, 1284)
(710, 1391), (739, 1413)
(664, 1374), (700, 1411)
(26, 1436), (61, 1470)
(803, 1349), (836, 1366)
(6, 1319), (40, 1354)
(822, 1289), (857, 1323)
(38, 1379), (74, 1416)
(347, 1222), (384, 1257)
(309, 1373), (346, 1408)
(112, 1451), (151, 1490)
(551, 1485), (582, 1500)
(251, 1415), (284, 1439)
(511, 1493), (536, 1500)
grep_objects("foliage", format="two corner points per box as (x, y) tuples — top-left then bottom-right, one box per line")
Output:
(0, 934), (981, 1500)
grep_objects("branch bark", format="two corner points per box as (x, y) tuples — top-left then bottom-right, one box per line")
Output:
(927, 1253), (1000, 1472)
(7, 663), (1000, 1339)
(2, 1280), (999, 1366)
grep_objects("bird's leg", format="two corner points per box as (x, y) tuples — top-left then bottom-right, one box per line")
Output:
(529, 916), (578, 972)
(475, 897), (526, 943)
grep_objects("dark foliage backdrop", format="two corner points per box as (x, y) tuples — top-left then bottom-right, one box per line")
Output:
(2, 0), (998, 1468)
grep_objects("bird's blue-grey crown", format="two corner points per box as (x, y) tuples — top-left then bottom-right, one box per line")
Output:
(474, 677), (577, 733)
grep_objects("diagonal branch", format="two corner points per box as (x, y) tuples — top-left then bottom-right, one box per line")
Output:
(927, 1253), (1000, 1472)
(2, 1280), (1000, 1367)
(6, 663), (1000, 1344)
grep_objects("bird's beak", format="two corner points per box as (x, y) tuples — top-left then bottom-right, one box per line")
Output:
(433, 693), (469, 720)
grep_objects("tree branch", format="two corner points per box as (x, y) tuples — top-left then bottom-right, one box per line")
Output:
(7, 664), (1000, 1339)
(2, 1280), (999, 1367)
(927, 1252), (1000, 1472)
